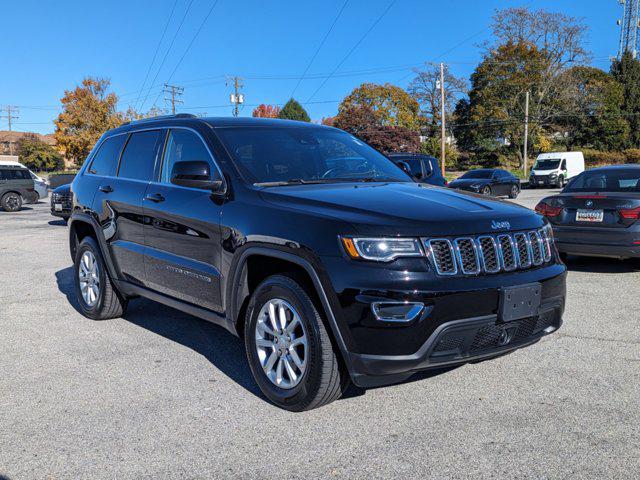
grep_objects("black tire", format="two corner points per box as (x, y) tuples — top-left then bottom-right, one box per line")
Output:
(74, 236), (127, 320)
(481, 185), (492, 196)
(508, 185), (519, 199)
(244, 274), (348, 411)
(559, 252), (569, 263)
(1, 192), (22, 212)
(556, 175), (564, 189)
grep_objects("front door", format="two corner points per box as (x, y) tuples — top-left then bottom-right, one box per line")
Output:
(142, 128), (224, 312)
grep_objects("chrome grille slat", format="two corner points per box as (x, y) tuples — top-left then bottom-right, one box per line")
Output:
(528, 231), (544, 266)
(427, 239), (457, 275)
(424, 228), (554, 276)
(477, 236), (500, 273)
(454, 238), (480, 275)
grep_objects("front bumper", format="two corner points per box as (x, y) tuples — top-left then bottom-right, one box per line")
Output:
(529, 175), (559, 186)
(346, 299), (563, 387)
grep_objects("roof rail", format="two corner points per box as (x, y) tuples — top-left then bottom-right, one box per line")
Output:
(122, 113), (197, 126)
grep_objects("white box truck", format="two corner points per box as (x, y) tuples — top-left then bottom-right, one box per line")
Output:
(529, 152), (585, 188)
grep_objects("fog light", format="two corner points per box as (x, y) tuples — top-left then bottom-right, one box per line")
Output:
(371, 302), (424, 323)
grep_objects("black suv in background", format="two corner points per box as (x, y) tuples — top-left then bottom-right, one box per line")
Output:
(68, 115), (566, 411)
(50, 183), (73, 222)
(0, 164), (37, 212)
(387, 152), (447, 186)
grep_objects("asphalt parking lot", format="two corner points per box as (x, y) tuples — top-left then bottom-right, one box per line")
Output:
(1, 189), (639, 479)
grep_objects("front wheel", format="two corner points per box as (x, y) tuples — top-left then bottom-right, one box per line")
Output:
(481, 185), (492, 196)
(244, 275), (348, 411)
(556, 175), (564, 189)
(508, 185), (519, 199)
(1, 192), (22, 212)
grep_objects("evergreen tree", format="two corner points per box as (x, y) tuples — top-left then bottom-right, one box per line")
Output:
(277, 99), (310, 122)
(611, 51), (640, 147)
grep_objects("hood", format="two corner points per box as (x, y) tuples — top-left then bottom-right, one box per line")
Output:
(53, 183), (71, 194)
(259, 182), (541, 236)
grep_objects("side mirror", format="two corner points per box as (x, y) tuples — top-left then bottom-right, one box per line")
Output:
(396, 161), (413, 177)
(171, 160), (224, 191)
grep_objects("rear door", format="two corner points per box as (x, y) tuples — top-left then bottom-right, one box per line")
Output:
(142, 128), (224, 311)
(93, 130), (164, 285)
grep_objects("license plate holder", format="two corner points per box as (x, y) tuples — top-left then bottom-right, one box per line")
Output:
(54, 203), (63, 211)
(499, 283), (541, 322)
(576, 209), (603, 222)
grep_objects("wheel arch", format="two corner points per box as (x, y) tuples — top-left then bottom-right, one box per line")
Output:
(69, 213), (120, 281)
(228, 246), (351, 363)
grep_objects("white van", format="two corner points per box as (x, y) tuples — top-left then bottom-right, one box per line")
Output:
(530, 152), (585, 188)
(0, 159), (49, 201)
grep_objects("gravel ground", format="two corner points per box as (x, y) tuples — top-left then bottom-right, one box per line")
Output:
(1, 191), (639, 479)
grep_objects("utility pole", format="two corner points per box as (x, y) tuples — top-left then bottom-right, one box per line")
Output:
(227, 76), (244, 117)
(162, 84), (184, 115)
(1, 105), (19, 155)
(617, 0), (640, 59)
(523, 91), (530, 178)
(439, 62), (446, 177)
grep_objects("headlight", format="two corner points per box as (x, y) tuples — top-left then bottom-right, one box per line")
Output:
(341, 237), (423, 262)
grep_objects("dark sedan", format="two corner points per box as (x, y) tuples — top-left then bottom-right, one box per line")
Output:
(448, 168), (520, 198)
(535, 165), (640, 259)
(387, 153), (447, 187)
(50, 183), (72, 222)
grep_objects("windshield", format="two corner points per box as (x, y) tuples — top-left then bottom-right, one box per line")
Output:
(565, 169), (640, 192)
(216, 127), (413, 185)
(535, 159), (561, 170)
(460, 170), (492, 179)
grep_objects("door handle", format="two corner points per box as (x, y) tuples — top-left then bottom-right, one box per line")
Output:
(144, 193), (165, 203)
(99, 185), (113, 193)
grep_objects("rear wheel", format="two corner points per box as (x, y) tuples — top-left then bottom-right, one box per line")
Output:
(244, 274), (348, 411)
(1, 192), (22, 212)
(508, 185), (519, 199)
(74, 237), (127, 320)
(481, 185), (492, 196)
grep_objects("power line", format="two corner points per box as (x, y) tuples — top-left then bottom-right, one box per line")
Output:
(306, 0), (396, 102)
(289, 0), (350, 100)
(152, 0), (221, 109)
(134, 0), (180, 111)
(139, 0), (196, 112)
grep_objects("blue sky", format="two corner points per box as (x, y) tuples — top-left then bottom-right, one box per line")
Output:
(1, 0), (620, 134)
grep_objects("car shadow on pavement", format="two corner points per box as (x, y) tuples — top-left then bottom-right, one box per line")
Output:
(564, 256), (640, 274)
(55, 266), (264, 400)
(54, 266), (456, 404)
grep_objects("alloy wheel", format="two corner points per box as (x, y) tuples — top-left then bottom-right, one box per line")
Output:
(254, 298), (308, 389)
(6, 194), (20, 210)
(79, 251), (100, 307)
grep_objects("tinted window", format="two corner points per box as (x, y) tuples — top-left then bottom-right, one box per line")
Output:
(461, 169), (493, 179)
(118, 130), (162, 181)
(0, 169), (30, 180)
(216, 127), (411, 184)
(393, 157), (422, 178)
(535, 159), (561, 170)
(496, 170), (511, 179)
(89, 135), (126, 176)
(161, 129), (220, 184)
(565, 169), (640, 192)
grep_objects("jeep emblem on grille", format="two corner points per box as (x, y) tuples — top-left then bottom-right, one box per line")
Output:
(491, 220), (511, 230)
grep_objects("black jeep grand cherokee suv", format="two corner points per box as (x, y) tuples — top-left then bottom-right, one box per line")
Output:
(68, 114), (566, 411)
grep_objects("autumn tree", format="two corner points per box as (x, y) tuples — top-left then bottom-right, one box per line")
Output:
(16, 134), (64, 172)
(338, 83), (420, 131)
(252, 104), (281, 118)
(278, 99), (310, 122)
(334, 104), (420, 154)
(54, 77), (124, 166)
(408, 63), (466, 136)
(611, 51), (640, 147)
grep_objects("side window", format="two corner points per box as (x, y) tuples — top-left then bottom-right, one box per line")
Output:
(18, 169), (31, 179)
(161, 129), (220, 184)
(561, 159), (567, 170)
(88, 135), (126, 176)
(400, 158), (422, 178)
(118, 130), (162, 181)
(0, 169), (8, 180)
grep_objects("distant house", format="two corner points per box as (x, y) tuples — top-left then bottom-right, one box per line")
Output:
(0, 131), (55, 156)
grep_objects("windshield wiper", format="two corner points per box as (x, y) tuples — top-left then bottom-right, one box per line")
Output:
(254, 178), (336, 187)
